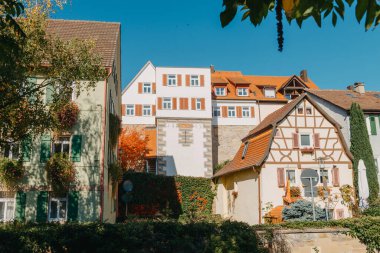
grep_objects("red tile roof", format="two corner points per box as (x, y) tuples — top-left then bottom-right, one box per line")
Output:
(46, 19), (120, 67)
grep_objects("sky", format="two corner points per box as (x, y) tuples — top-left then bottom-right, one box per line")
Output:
(53, 0), (380, 91)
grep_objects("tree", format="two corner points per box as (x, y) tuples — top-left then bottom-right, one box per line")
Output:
(350, 102), (379, 204)
(220, 0), (380, 51)
(0, 0), (106, 146)
(118, 127), (150, 172)
(282, 200), (326, 221)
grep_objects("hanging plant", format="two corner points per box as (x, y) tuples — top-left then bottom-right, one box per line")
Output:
(109, 113), (121, 148)
(0, 158), (25, 189)
(317, 186), (332, 199)
(290, 186), (301, 197)
(55, 101), (80, 131)
(45, 154), (76, 194)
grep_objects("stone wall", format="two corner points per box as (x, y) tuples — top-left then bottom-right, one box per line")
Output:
(260, 228), (367, 253)
(212, 125), (254, 165)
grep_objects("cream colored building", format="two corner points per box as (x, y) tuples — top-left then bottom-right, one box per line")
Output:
(214, 94), (354, 225)
(0, 20), (121, 223)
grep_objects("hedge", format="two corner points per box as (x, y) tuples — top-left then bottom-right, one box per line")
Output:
(119, 173), (215, 219)
(0, 221), (266, 253)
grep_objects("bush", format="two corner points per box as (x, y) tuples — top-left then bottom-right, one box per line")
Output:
(109, 113), (121, 148)
(55, 101), (79, 130)
(0, 158), (24, 189)
(363, 198), (380, 217)
(282, 200), (326, 221)
(45, 154), (76, 193)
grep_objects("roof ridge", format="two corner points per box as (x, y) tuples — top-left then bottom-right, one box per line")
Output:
(48, 19), (121, 25)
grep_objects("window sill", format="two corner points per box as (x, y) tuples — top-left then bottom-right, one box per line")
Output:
(300, 148), (314, 154)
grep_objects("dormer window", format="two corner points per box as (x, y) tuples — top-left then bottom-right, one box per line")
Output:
(215, 87), (226, 96)
(237, 88), (249, 96)
(242, 142), (249, 159)
(264, 87), (276, 98)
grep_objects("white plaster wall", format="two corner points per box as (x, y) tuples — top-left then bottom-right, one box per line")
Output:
(156, 67), (212, 119)
(212, 100), (259, 126)
(162, 122), (207, 177)
(258, 102), (287, 121)
(365, 115), (380, 158)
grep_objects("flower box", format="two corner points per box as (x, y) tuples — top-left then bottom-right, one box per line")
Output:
(301, 147), (314, 154)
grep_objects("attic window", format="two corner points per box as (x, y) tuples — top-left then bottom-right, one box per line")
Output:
(242, 142), (249, 159)
(264, 87), (276, 98)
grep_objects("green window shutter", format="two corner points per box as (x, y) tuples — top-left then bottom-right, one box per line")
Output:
(21, 137), (32, 162)
(71, 135), (82, 162)
(370, 116), (377, 135)
(67, 191), (79, 222)
(36, 191), (48, 223)
(45, 85), (54, 104)
(40, 135), (51, 163)
(27, 77), (37, 102)
(15, 191), (26, 222)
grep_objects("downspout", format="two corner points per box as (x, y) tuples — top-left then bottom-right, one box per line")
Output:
(258, 100), (262, 122)
(257, 168), (262, 224)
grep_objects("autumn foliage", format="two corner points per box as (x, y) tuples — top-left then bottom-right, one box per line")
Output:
(118, 127), (150, 172)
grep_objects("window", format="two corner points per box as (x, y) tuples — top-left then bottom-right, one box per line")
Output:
(49, 197), (67, 222)
(228, 106), (236, 117)
(285, 93), (292, 100)
(53, 137), (70, 155)
(213, 106), (221, 117)
(242, 107), (250, 117)
(143, 83), (152, 94)
(369, 116), (377, 135)
(264, 87), (276, 98)
(190, 75), (199, 86)
(3, 143), (19, 160)
(242, 142), (249, 159)
(300, 134), (311, 147)
(286, 170), (296, 184)
(319, 169), (329, 183)
(196, 98), (202, 110)
(126, 105), (134, 116)
(237, 88), (249, 96)
(306, 107), (312, 115)
(0, 197), (14, 221)
(168, 75), (177, 86)
(297, 106), (304, 114)
(143, 105), (151, 116)
(163, 98), (172, 110)
(215, 87), (226, 96)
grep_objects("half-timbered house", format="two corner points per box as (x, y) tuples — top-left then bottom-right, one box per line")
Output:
(213, 93), (354, 225)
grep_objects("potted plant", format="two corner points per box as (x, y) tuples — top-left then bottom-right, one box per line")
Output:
(45, 154), (76, 194)
(0, 158), (25, 189)
(301, 147), (314, 154)
(290, 186), (301, 198)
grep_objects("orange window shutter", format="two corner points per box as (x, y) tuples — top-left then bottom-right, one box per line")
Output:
(251, 107), (255, 118)
(222, 106), (227, 117)
(157, 98), (162, 110)
(201, 98), (205, 110)
(314, 133), (320, 149)
(136, 105), (142, 116)
(138, 82), (143, 94)
(200, 75), (205, 86)
(293, 133), (299, 149)
(184, 98), (189, 110)
(178, 75), (182, 86)
(237, 106), (242, 118)
(186, 75), (190, 86)
(162, 74), (167, 86)
(172, 98), (177, 110)
(332, 167), (340, 187)
(121, 104), (126, 116)
(191, 98), (196, 110)
(152, 82), (156, 94)
(277, 168), (285, 188)
(152, 105), (156, 116)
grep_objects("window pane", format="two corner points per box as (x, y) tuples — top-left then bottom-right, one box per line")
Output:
(300, 135), (311, 146)
(4, 145), (10, 158)
(0, 202), (5, 220)
(286, 170), (296, 183)
(50, 201), (58, 219)
(6, 201), (14, 220)
(54, 143), (62, 154)
(62, 143), (70, 154)
(59, 200), (67, 219)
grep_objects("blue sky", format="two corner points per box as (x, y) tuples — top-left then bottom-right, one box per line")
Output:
(53, 0), (380, 91)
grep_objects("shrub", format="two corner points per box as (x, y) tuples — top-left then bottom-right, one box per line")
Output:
(45, 154), (76, 193)
(363, 198), (380, 217)
(0, 158), (24, 189)
(290, 186), (301, 197)
(55, 101), (80, 130)
(282, 200), (326, 221)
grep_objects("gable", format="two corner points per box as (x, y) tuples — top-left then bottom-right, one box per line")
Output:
(122, 61), (155, 95)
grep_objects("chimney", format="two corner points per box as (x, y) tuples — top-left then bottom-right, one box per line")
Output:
(300, 70), (308, 82)
(210, 65), (215, 73)
(353, 82), (365, 94)
(347, 85), (354, 91)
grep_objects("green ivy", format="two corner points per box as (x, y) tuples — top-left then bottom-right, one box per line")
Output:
(109, 113), (121, 148)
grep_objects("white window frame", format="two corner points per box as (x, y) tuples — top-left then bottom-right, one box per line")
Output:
(196, 98), (202, 110)
(228, 106), (236, 117)
(48, 197), (68, 222)
(237, 88), (249, 96)
(264, 87), (276, 98)
(143, 105), (151, 116)
(126, 104), (135, 116)
(319, 169), (329, 184)
(306, 106), (312, 115)
(300, 133), (313, 147)
(163, 98), (172, 110)
(190, 75), (200, 87)
(53, 137), (71, 156)
(286, 169), (296, 184)
(242, 107), (250, 118)
(3, 143), (20, 160)
(242, 142), (249, 159)
(143, 83), (152, 94)
(215, 87), (226, 96)
(213, 106), (221, 117)
(167, 75), (177, 86)
(0, 198), (15, 222)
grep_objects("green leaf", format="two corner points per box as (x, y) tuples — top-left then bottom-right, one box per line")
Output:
(364, 0), (377, 30)
(332, 12), (338, 26)
(345, 0), (354, 6)
(355, 0), (369, 22)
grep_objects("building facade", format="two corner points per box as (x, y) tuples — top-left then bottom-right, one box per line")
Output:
(213, 94), (354, 225)
(0, 20), (121, 223)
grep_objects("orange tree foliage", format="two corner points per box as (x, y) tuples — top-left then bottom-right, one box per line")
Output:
(118, 127), (150, 172)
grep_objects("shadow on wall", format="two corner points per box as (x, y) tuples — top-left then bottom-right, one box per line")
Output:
(161, 155), (178, 176)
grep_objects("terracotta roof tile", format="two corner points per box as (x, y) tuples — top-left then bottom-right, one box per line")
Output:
(46, 19), (120, 67)
(307, 89), (380, 112)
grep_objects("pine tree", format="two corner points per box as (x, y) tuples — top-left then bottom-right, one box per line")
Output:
(350, 103), (379, 203)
